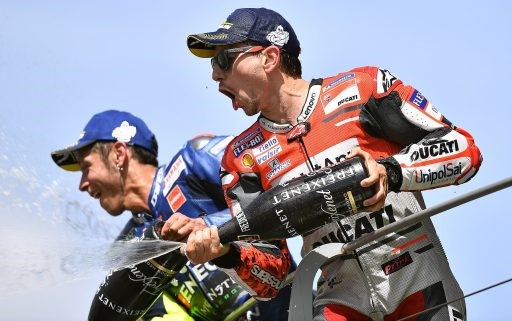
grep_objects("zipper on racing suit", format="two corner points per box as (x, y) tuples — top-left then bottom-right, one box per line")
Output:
(297, 136), (316, 171)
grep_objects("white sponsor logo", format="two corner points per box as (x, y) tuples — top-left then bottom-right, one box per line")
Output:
(323, 85), (361, 114)
(266, 25), (289, 47)
(163, 155), (186, 195)
(297, 84), (322, 122)
(253, 136), (279, 156)
(112, 121), (137, 142)
(256, 145), (282, 164)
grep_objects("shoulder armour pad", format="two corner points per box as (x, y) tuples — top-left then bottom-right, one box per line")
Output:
(189, 134), (214, 150)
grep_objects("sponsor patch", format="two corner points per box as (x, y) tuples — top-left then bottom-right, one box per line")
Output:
(166, 185), (187, 212)
(163, 155), (186, 195)
(297, 84), (321, 122)
(241, 153), (255, 167)
(232, 132), (265, 157)
(256, 145), (282, 164)
(266, 159), (291, 179)
(251, 265), (284, 290)
(253, 136), (279, 156)
(408, 89), (428, 109)
(381, 252), (413, 275)
(410, 138), (460, 162)
(323, 85), (361, 114)
(412, 160), (464, 186)
(323, 73), (355, 92)
(232, 128), (262, 149)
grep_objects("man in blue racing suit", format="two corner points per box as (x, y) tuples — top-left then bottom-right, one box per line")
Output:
(50, 109), (295, 321)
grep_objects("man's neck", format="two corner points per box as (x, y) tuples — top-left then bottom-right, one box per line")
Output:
(261, 77), (309, 125)
(125, 164), (157, 214)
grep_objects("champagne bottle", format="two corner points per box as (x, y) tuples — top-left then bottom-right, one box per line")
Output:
(218, 156), (374, 243)
(88, 222), (187, 321)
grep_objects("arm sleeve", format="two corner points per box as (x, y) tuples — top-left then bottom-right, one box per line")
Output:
(213, 166), (293, 299)
(356, 66), (482, 191)
(211, 239), (292, 299)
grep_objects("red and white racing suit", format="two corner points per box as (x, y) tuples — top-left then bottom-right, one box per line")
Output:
(217, 66), (482, 321)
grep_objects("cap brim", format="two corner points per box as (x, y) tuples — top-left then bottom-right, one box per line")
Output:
(187, 32), (247, 58)
(51, 140), (95, 172)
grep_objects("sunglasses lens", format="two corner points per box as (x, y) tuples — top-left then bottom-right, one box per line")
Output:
(211, 51), (229, 70)
(211, 46), (263, 71)
(217, 51), (229, 70)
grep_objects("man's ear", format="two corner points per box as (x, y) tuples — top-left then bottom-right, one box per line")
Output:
(262, 46), (280, 71)
(112, 141), (129, 166)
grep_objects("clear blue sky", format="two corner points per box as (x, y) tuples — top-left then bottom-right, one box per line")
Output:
(1, 1), (511, 320)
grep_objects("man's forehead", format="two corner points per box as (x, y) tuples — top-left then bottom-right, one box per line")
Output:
(74, 146), (95, 161)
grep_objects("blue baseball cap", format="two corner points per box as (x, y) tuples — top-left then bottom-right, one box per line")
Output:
(51, 110), (158, 171)
(187, 7), (300, 58)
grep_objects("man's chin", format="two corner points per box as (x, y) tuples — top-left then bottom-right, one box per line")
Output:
(101, 201), (124, 216)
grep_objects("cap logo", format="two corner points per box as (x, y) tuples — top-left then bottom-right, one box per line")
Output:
(266, 25), (289, 48)
(112, 121), (137, 143)
(219, 22), (233, 30)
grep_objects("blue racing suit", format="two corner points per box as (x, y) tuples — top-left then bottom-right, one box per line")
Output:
(115, 134), (295, 321)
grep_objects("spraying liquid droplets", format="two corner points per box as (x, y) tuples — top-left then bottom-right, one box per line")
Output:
(103, 239), (184, 271)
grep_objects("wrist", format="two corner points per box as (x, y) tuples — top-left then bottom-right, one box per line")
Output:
(211, 243), (241, 268)
(377, 157), (403, 192)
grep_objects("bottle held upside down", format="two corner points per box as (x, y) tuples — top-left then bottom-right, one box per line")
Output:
(88, 222), (187, 321)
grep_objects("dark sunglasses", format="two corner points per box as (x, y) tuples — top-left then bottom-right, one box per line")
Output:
(211, 46), (265, 71)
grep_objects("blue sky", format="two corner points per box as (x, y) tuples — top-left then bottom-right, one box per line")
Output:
(1, 1), (511, 320)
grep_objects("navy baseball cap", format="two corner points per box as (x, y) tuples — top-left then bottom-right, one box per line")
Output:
(187, 7), (300, 58)
(51, 110), (158, 171)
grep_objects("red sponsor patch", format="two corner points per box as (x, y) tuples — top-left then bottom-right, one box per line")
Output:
(166, 185), (187, 212)
(381, 252), (413, 275)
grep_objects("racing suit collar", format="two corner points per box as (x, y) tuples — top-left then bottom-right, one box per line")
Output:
(257, 78), (323, 133)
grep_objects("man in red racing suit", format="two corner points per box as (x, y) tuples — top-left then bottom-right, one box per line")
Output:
(183, 7), (482, 321)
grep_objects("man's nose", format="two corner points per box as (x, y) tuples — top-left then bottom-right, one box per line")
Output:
(79, 174), (88, 192)
(211, 64), (224, 82)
